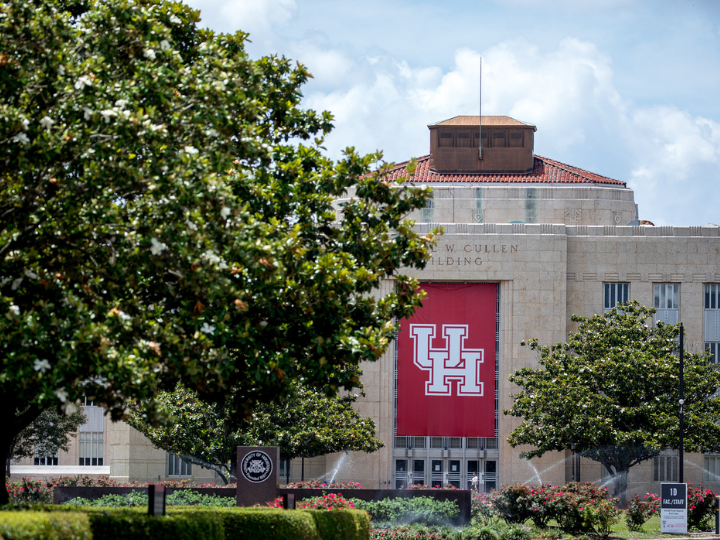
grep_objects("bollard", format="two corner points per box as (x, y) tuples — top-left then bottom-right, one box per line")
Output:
(283, 493), (295, 509)
(148, 484), (166, 516)
(715, 495), (719, 534)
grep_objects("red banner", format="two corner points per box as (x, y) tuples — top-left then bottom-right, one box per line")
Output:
(396, 283), (497, 437)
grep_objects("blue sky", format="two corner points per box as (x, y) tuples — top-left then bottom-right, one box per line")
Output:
(186, 0), (720, 226)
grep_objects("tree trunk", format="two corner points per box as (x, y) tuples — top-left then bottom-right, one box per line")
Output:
(0, 401), (44, 505)
(229, 452), (237, 483)
(612, 468), (629, 506)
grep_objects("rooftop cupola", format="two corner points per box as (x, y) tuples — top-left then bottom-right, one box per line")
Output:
(428, 115), (537, 174)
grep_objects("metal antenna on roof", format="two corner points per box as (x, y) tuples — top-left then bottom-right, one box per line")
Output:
(479, 56), (483, 160)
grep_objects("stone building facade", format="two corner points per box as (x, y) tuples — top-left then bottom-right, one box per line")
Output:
(12, 116), (720, 499)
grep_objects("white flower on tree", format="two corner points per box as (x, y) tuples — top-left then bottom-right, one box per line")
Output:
(220, 207), (231, 218)
(183, 146), (198, 155)
(34, 359), (51, 373)
(74, 75), (92, 90)
(54, 387), (68, 402)
(12, 133), (29, 145)
(150, 237), (167, 255)
(144, 48), (156, 60)
(200, 322), (215, 335)
(40, 116), (55, 130)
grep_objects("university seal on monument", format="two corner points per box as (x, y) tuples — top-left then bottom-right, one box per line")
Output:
(240, 450), (273, 483)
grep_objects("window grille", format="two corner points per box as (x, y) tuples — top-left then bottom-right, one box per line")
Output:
(604, 283), (629, 312)
(168, 453), (192, 476)
(654, 283), (679, 325)
(79, 432), (103, 466)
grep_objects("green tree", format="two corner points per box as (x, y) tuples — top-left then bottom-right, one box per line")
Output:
(7, 407), (86, 476)
(505, 301), (720, 502)
(0, 0), (435, 504)
(126, 383), (384, 484)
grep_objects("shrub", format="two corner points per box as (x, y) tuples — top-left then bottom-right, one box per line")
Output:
(213, 508), (322, 540)
(283, 480), (363, 489)
(472, 492), (499, 524)
(303, 509), (370, 540)
(498, 524), (531, 540)
(0, 511), (91, 540)
(50, 475), (236, 489)
(687, 484), (716, 531)
(406, 484), (458, 490)
(88, 510), (224, 540)
(492, 482), (621, 535)
(65, 491), (235, 507)
(351, 496), (459, 525)
(6, 478), (53, 505)
(266, 493), (355, 510)
(625, 493), (659, 531)
(490, 484), (533, 525)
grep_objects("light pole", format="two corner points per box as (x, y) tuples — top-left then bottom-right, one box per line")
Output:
(679, 323), (684, 484)
(570, 442), (577, 482)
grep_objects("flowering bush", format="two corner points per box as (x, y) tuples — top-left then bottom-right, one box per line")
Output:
(297, 492), (355, 510)
(282, 480), (363, 489)
(266, 492), (355, 510)
(406, 483), (458, 490)
(625, 493), (659, 531)
(49, 475), (235, 488)
(492, 482), (621, 535)
(490, 484), (534, 524)
(6, 477), (53, 504)
(687, 484), (716, 531)
(472, 491), (499, 524)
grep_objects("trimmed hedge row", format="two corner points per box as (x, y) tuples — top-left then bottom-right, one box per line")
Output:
(0, 508), (370, 540)
(0, 511), (92, 540)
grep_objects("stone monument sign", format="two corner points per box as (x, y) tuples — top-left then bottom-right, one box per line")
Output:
(236, 446), (278, 507)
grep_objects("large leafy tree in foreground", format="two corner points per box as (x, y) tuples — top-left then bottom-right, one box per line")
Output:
(127, 384), (383, 484)
(0, 0), (434, 504)
(505, 301), (720, 502)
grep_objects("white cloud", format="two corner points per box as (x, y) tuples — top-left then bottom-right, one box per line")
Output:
(185, 0), (296, 42)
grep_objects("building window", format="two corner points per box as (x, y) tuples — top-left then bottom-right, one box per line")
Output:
(654, 283), (679, 325)
(509, 132), (524, 147)
(279, 459), (290, 479)
(168, 453), (192, 476)
(492, 132), (506, 147)
(420, 198), (434, 223)
(34, 451), (58, 466)
(706, 284), (720, 364)
(79, 432), (103, 466)
(438, 132), (453, 147)
(705, 455), (720, 482)
(456, 132), (471, 147)
(654, 452), (678, 482)
(604, 283), (629, 313)
(430, 437), (444, 449)
(707, 342), (719, 365)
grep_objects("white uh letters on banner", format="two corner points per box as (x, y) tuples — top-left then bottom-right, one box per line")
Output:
(410, 324), (484, 396)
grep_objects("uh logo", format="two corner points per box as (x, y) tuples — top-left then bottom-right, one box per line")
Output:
(410, 324), (484, 396)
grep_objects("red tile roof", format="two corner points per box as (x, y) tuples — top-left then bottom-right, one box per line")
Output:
(383, 154), (626, 186)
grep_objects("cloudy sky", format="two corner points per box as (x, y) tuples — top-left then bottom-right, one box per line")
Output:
(186, 0), (719, 226)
